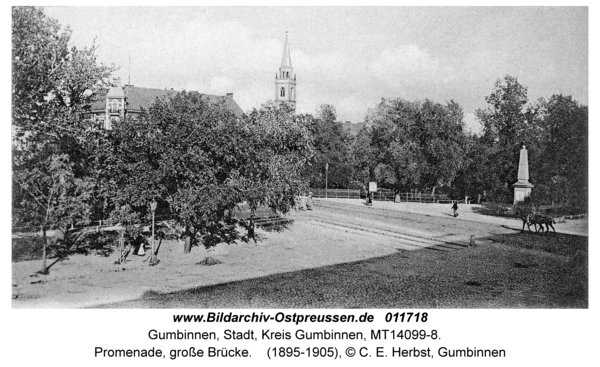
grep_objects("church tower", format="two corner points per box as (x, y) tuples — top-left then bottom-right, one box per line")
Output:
(275, 32), (296, 111)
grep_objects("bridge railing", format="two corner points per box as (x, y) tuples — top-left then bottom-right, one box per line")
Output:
(309, 189), (452, 203)
(309, 188), (361, 198)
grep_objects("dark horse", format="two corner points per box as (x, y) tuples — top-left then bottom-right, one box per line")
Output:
(516, 205), (537, 232)
(520, 213), (537, 232)
(530, 213), (556, 234)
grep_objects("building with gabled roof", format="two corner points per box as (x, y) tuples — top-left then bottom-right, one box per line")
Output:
(89, 78), (245, 129)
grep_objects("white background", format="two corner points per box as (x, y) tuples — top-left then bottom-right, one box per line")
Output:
(3, 1), (598, 366)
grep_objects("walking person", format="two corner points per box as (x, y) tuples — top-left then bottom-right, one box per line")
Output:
(451, 200), (459, 217)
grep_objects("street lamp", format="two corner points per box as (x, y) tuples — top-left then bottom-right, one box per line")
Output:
(150, 199), (157, 265)
(325, 163), (329, 198)
(119, 205), (127, 264)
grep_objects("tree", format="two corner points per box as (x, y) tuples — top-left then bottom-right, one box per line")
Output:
(12, 7), (114, 273)
(531, 95), (587, 211)
(449, 133), (495, 200)
(105, 95), (313, 254)
(454, 78), (587, 210)
(304, 105), (354, 188)
(475, 75), (538, 192)
(13, 155), (94, 273)
(355, 98), (469, 194)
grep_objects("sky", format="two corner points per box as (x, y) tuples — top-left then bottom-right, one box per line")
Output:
(42, 6), (588, 133)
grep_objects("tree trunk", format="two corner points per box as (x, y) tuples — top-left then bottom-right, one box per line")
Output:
(184, 236), (192, 253)
(248, 219), (255, 242)
(155, 238), (163, 256)
(431, 185), (436, 197)
(40, 225), (48, 274)
(183, 226), (192, 254)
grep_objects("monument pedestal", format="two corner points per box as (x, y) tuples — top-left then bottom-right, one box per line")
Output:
(513, 145), (533, 204)
(513, 183), (533, 204)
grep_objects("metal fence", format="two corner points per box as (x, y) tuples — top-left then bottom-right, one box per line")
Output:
(309, 189), (452, 203)
(310, 188), (361, 198)
(394, 192), (452, 203)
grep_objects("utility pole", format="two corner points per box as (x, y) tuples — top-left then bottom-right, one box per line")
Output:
(150, 199), (157, 265)
(325, 163), (329, 198)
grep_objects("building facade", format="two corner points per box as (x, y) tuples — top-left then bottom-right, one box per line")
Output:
(90, 78), (245, 129)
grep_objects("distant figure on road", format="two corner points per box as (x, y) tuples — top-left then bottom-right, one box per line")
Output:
(451, 200), (459, 217)
(296, 195), (307, 211)
(294, 195), (301, 211)
(306, 192), (314, 210)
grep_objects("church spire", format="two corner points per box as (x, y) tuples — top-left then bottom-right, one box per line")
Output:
(275, 31), (296, 112)
(280, 31), (292, 69)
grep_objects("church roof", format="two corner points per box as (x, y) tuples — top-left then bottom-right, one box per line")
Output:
(280, 32), (292, 69)
(90, 86), (245, 118)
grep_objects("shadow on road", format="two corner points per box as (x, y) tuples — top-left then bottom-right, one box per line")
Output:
(91, 230), (587, 309)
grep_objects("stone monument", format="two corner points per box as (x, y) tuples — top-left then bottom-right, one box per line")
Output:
(513, 144), (534, 204)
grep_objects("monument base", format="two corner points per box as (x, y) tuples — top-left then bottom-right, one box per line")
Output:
(513, 186), (532, 204)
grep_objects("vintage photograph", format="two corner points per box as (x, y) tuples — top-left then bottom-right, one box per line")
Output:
(11, 6), (588, 309)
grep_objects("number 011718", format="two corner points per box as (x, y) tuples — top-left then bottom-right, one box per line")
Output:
(385, 312), (428, 322)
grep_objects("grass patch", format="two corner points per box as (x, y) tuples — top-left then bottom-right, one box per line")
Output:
(12, 236), (45, 262)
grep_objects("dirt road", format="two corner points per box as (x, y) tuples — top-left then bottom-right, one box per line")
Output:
(12, 199), (587, 308)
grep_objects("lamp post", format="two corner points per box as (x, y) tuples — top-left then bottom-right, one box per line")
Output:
(119, 205), (127, 264)
(150, 199), (157, 265)
(325, 163), (329, 198)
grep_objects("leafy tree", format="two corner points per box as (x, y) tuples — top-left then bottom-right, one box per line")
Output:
(350, 125), (376, 186)
(449, 133), (495, 201)
(12, 7), (113, 273)
(475, 76), (539, 192)
(530, 95), (588, 211)
(240, 103), (314, 217)
(105, 96), (313, 254)
(355, 98), (469, 194)
(304, 105), (354, 188)
(455, 77), (586, 212)
(13, 155), (94, 273)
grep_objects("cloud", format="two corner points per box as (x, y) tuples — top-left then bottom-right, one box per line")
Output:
(371, 44), (454, 85)
(56, 7), (461, 121)
(45, 7), (588, 125)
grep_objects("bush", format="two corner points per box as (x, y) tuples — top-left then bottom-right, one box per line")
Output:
(59, 230), (118, 258)
(12, 235), (45, 262)
(12, 230), (120, 264)
(486, 185), (513, 204)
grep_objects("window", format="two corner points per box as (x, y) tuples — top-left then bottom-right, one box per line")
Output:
(280, 87), (285, 97)
(291, 87), (294, 99)
(110, 99), (120, 113)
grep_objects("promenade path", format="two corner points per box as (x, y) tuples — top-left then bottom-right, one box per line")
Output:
(12, 200), (587, 308)
(316, 198), (588, 237)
